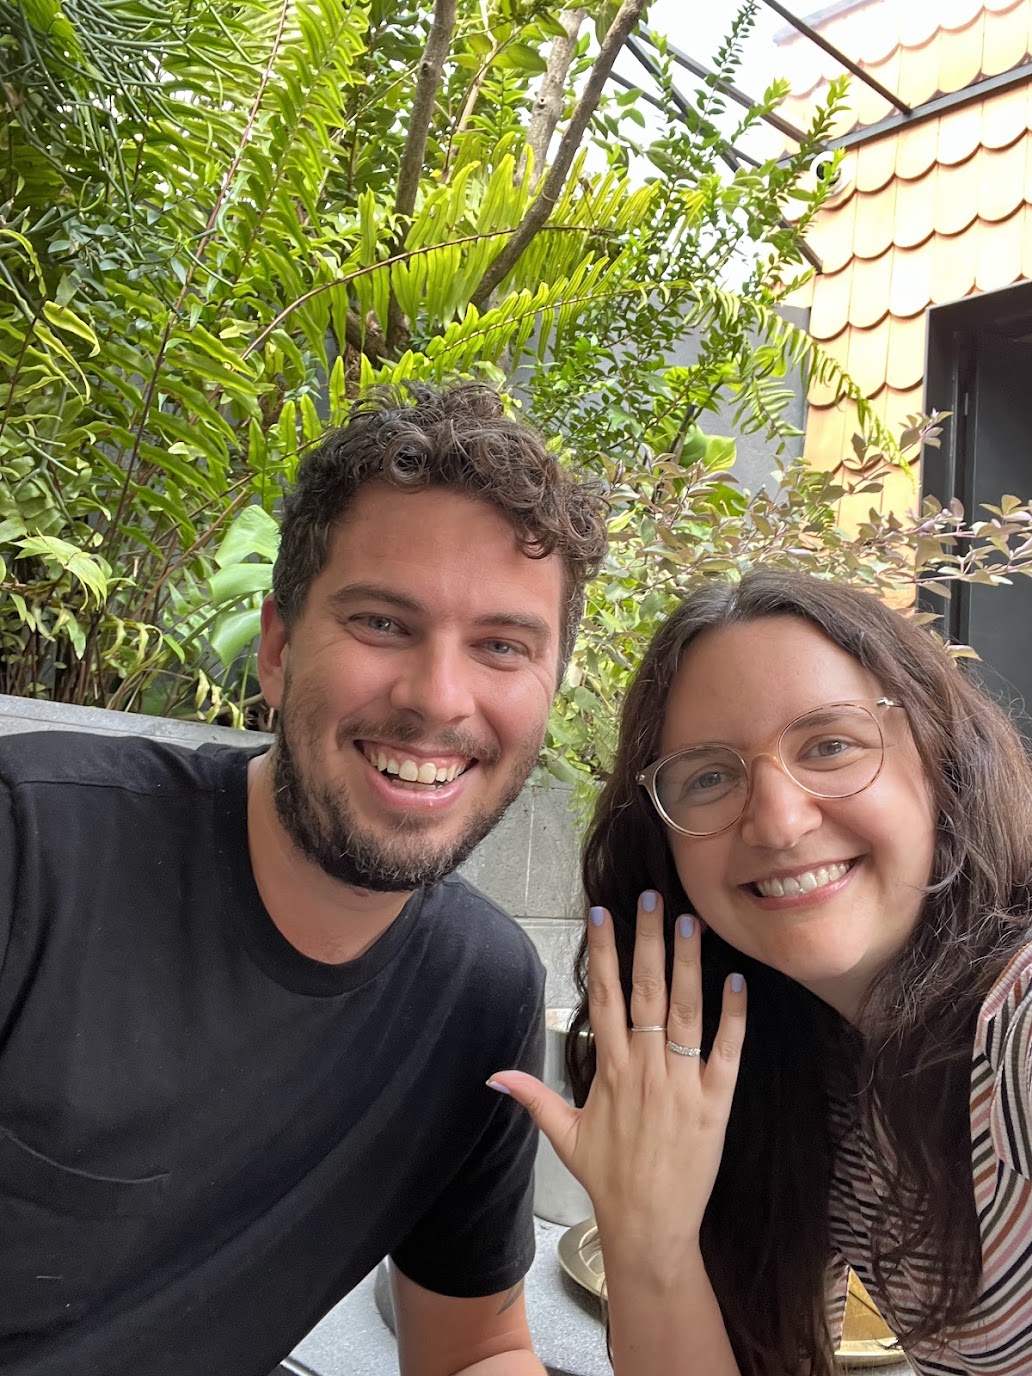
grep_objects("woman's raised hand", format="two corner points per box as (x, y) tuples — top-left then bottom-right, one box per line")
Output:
(488, 891), (747, 1277)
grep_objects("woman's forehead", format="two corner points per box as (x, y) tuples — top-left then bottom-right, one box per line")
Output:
(661, 616), (883, 747)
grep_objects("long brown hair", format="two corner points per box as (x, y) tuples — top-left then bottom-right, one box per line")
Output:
(567, 571), (1032, 1374)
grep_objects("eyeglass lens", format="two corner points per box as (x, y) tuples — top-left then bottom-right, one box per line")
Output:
(653, 704), (885, 835)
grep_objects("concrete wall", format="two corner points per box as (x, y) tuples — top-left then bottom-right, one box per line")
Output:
(0, 695), (584, 1006)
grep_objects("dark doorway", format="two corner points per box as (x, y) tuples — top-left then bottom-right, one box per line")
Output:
(923, 281), (1032, 727)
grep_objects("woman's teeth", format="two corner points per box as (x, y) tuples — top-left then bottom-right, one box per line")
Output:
(755, 861), (851, 898)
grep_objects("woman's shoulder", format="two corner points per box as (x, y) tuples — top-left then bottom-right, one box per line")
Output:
(977, 943), (1032, 1180)
(978, 943), (1032, 1068)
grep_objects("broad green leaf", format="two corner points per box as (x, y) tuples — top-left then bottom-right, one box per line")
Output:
(208, 563), (274, 606)
(215, 506), (281, 567)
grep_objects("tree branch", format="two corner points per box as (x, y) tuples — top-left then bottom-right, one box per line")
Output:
(470, 0), (649, 309)
(386, 0), (457, 352)
(519, 8), (586, 188)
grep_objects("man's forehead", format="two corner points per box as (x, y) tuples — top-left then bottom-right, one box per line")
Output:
(323, 487), (564, 640)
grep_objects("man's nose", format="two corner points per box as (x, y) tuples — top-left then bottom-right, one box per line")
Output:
(387, 638), (477, 724)
(738, 754), (824, 850)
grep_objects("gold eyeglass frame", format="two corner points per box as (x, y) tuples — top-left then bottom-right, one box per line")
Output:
(637, 697), (901, 839)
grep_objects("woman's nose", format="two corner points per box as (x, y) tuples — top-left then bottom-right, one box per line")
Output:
(738, 754), (824, 850)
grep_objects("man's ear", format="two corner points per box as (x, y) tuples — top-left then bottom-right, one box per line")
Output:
(257, 596), (289, 711)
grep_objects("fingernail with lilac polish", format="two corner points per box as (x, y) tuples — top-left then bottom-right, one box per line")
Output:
(640, 890), (658, 912)
(588, 906), (605, 927)
(486, 1079), (512, 1095)
(678, 914), (695, 940)
(731, 973), (745, 994)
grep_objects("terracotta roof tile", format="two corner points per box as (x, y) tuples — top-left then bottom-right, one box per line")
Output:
(810, 263), (854, 341)
(854, 176), (898, 257)
(894, 2), (939, 55)
(973, 209), (1027, 288)
(809, 360), (845, 408)
(778, 0), (1031, 138)
(895, 27), (943, 107)
(979, 135), (1030, 217)
(938, 103), (986, 164)
(940, 12), (987, 95)
(980, 80), (1031, 148)
(932, 153), (981, 236)
(816, 190), (861, 274)
(847, 318), (892, 396)
(894, 172), (936, 248)
(785, 3), (1032, 480)
(851, 252), (895, 327)
(877, 460), (921, 522)
(888, 241), (934, 318)
(855, 138), (898, 193)
(929, 229), (983, 303)
(801, 401), (849, 470)
(982, 1), (1032, 74)
(798, 0), (899, 68)
(803, 386), (925, 465)
(886, 314), (928, 390)
(896, 118), (942, 180)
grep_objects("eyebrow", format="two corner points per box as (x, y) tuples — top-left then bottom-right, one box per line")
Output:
(327, 583), (554, 642)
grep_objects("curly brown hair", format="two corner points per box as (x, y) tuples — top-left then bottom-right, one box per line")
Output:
(272, 382), (607, 680)
(568, 570), (1032, 1374)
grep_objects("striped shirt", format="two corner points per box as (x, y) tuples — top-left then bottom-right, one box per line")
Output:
(827, 945), (1032, 1374)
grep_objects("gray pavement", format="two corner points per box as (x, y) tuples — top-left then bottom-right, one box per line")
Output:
(288, 1220), (609, 1376)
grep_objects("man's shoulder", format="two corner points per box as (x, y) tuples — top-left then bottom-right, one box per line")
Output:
(422, 872), (546, 989)
(0, 728), (254, 799)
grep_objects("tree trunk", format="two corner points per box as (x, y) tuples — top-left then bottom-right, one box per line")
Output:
(520, 8), (586, 188)
(386, 0), (458, 353)
(471, 0), (650, 310)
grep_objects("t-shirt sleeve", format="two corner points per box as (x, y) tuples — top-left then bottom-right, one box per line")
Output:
(0, 772), (14, 979)
(390, 977), (546, 1298)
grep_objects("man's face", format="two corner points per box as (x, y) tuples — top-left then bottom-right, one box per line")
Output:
(258, 482), (565, 891)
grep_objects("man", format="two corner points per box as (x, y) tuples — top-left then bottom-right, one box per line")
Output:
(0, 383), (608, 1376)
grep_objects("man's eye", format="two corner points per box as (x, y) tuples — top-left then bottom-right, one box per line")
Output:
(483, 640), (522, 657)
(359, 615), (398, 634)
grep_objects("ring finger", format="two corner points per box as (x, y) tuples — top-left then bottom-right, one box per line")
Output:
(629, 889), (668, 1043)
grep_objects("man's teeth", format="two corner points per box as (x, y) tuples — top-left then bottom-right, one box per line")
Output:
(368, 749), (463, 784)
(755, 861), (851, 899)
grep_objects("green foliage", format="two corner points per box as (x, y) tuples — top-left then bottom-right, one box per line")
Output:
(4, 1), (1027, 780)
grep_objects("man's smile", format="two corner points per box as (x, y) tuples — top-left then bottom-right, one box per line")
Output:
(358, 740), (475, 788)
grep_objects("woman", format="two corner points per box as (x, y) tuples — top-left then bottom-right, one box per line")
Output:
(489, 570), (1032, 1375)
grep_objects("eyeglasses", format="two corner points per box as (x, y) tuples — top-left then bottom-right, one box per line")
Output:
(637, 698), (901, 838)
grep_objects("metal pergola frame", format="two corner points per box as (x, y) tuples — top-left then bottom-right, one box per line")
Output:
(610, 1), (1032, 195)
(621, 32), (825, 272)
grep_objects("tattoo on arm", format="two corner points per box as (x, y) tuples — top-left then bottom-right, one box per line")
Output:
(497, 1279), (525, 1315)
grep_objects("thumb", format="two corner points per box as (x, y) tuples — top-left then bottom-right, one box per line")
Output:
(487, 1070), (580, 1160)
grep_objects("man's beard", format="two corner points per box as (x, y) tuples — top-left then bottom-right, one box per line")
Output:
(270, 686), (540, 893)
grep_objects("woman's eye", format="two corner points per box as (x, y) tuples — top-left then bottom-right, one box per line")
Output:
(814, 737), (851, 758)
(686, 769), (729, 793)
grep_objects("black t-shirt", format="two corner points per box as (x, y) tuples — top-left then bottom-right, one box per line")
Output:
(0, 731), (545, 1376)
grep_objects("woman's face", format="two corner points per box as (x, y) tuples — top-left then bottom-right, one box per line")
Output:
(657, 615), (937, 1021)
